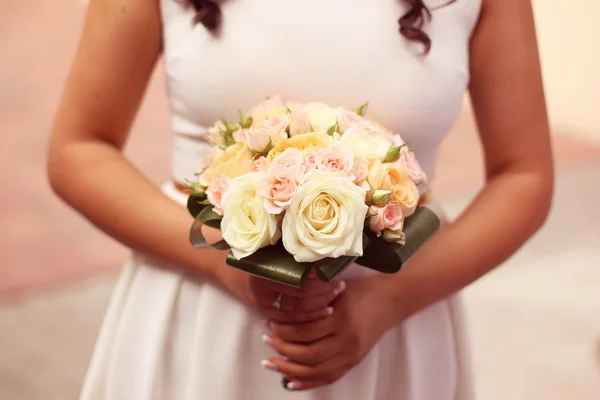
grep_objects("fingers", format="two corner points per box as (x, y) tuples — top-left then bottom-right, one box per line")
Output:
(262, 333), (341, 365)
(279, 281), (346, 313)
(268, 316), (336, 343)
(261, 307), (333, 324)
(261, 357), (349, 390)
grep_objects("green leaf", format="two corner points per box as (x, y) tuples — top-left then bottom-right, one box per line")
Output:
(313, 234), (370, 282)
(189, 206), (229, 250)
(353, 102), (369, 116)
(226, 243), (312, 288)
(223, 131), (236, 147)
(326, 120), (339, 136)
(372, 189), (392, 206)
(356, 207), (441, 273)
(382, 145), (403, 163)
(238, 110), (253, 129)
(187, 193), (208, 219)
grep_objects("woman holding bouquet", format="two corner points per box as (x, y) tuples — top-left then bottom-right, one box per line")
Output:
(48, 0), (553, 398)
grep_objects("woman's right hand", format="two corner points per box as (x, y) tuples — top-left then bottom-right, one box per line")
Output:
(221, 267), (347, 324)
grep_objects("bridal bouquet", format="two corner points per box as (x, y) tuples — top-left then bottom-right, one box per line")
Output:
(186, 95), (440, 287)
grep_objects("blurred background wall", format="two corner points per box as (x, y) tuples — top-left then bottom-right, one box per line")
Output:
(1, 1), (599, 399)
(532, 0), (600, 141)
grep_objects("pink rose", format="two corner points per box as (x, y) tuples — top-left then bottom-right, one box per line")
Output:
(358, 120), (397, 143)
(259, 114), (289, 143)
(258, 164), (305, 214)
(391, 135), (405, 147)
(303, 151), (320, 172)
(232, 128), (247, 144)
(248, 95), (287, 122)
(351, 155), (370, 189)
(315, 145), (355, 176)
(399, 147), (427, 186)
(369, 203), (404, 236)
(288, 110), (312, 137)
(338, 108), (366, 133)
(246, 127), (271, 153)
(270, 148), (306, 172)
(247, 156), (270, 173)
(207, 174), (230, 216)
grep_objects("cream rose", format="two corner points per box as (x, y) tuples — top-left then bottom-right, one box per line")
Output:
(221, 172), (281, 259)
(282, 169), (368, 262)
(198, 143), (253, 186)
(339, 127), (392, 161)
(304, 102), (339, 133)
(367, 160), (420, 217)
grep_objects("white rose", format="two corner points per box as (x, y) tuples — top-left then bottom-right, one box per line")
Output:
(221, 172), (281, 259)
(282, 169), (368, 262)
(304, 102), (339, 134)
(339, 126), (391, 161)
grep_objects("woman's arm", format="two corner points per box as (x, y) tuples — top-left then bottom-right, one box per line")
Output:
(387, 0), (554, 318)
(48, 0), (341, 321)
(257, 0), (555, 389)
(47, 0), (229, 284)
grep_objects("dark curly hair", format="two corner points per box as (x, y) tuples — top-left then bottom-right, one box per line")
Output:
(187, 0), (456, 54)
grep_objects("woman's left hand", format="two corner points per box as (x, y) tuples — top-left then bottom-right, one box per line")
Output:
(260, 275), (402, 391)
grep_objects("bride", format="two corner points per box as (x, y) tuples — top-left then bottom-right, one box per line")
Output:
(48, 0), (553, 398)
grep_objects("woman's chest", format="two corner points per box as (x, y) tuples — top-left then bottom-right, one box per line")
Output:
(160, 0), (480, 148)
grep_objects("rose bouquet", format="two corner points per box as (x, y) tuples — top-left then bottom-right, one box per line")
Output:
(186, 95), (440, 287)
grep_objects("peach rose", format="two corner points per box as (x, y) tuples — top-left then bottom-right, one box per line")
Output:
(369, 203), (404, 236)
(367, 160), (420, 217)
(206, 174), (229, 216)
(267, 132), (333, 161)
(399, 147), (427, 186)
(198, 143), (253, 186)
(198, 146), (225, 171)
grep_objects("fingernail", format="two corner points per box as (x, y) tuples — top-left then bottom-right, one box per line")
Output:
(286, 381), (302, 390)
(261, 334), (274, 346)
(324, 306), (334, 315)
(334, 280), (347, 296)
(265, 320), (275, 331)
(260, 359), (278, 371)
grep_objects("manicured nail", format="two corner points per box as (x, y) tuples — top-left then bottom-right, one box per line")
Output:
(261, 334), (274, 346)
(286, 381), (302, 390)
(324, 306), (334, 315)
(260, 359), (278, 371)
(334, 280), (347, 296)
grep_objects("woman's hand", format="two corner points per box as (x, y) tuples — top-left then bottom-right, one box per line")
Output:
(260, 275), (400, 390)
(221, 268), (347, 324)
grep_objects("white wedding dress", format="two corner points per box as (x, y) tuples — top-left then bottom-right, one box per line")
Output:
(80, 0), (482, 398)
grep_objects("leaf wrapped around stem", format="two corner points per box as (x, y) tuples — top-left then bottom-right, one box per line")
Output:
(226, 243), (312, 288)
(189, 206), (229, 250)
(356, 206), (440, 273)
